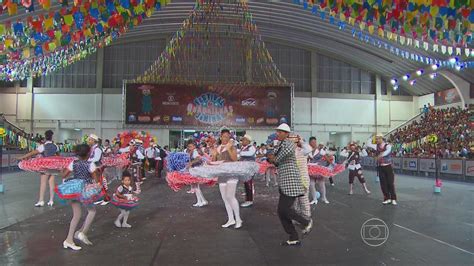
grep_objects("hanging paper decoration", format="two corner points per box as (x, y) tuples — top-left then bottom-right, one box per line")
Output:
(1, 0), (171, 81)
(133, 0), (287, 86)
(297, 0), (473, 54)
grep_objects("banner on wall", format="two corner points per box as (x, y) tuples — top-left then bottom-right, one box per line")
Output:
(125, 83), (292, 128)
(434, 88), (461, 106)
(465, 161), (474, 177)
(440, 159), (463, 175)
(392, 157), (402, 169)
(402, 158), (418, 171)
(419, 159), (436, 173)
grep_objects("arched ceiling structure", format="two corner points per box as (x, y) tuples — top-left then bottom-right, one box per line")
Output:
(2, 0), (472, 95)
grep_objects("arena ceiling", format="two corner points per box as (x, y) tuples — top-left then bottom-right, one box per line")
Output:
(2, 0), (473, 96)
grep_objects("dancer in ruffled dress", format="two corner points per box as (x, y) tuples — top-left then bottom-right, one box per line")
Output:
(186, 140), (208, 207)
(291, 135), (312, 220)
(307, 137), (327, 204)
(59, 144), (101, 251)
(112, 171), (140, 228)
(18, 130), (58, 207)
(211, 127), (242, 229)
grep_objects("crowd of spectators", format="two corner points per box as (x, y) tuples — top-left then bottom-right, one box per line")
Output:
(388, 105), (472, 158)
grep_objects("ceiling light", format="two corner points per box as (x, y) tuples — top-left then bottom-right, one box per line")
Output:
(429, 73), (437, 79)
(390, 78), (397, 85)
(416, 69), (424, 76)
(402, 74), (410, 81)
(431, 64), (439, 70)
(409, 80), (416, 86)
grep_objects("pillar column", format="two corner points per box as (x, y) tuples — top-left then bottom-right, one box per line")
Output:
(375, 74), (382, 134)
(27, 76), (34, 134)
(95, 48), (104, 137)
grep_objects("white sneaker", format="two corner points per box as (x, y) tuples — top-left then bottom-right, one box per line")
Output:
(235, 220), (243, 229)
(93, 200), (103, 205)
(349, 190), (353, 195)
(240, 201), (253, 208)
(382, 199), (392, 205)
(63, 241), (81, 251)
(122, 223), (132, 228)
(201, 201), (208, 206)
(365, 189), (371, 194)
(114, 220), (122, 228)
(35, 201), (45, 207)
(391, 200), (398, 206)
(221, 221), (236, 228)
(331, 183), (335, 186)
(309, 200), (318, 205)
(100, 201), (109, 206)
(47, 201), (54, 207)
(322, 199), (330, 204)
(192, 203), (202, 207)
(75, 232), (93, 246)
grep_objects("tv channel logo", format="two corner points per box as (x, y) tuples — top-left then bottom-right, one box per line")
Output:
(360, 218), (389, 247)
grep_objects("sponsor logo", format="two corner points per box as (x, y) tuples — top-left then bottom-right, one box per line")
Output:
(138, 116), (151, 122)
(256, 118), (264, 124)
(279, 117), (288, 124)
(153, 116), (161, 122)
(441, 164), (448, 171)
(163, 116), (170, 122)
(236, 117), (246, 123)
(467, 166), (474, 174)
(266, 118), (279, 124)
(444, 90), (457, 104)
(128, 115), (136, 122)
(241, 98), (256, 106)
(162, 93), (179, 106)
(186, 92), (233, 124)
(450, 163), (462, 171)
(409, 161), (416, 168)
(172, 116), (183, 122)
(247, 117), (255, 124)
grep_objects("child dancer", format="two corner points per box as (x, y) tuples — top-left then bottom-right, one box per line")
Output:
(60, 144), (100, 251)
(187, 141), (208, 207)
(112, 171), (140, 228)
(341, 142), (371, 195)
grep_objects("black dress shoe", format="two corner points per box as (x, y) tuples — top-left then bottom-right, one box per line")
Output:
(280, 240), (301, 246)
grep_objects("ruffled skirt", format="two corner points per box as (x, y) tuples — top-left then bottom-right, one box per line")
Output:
(19, 156), (74, 175)
(308, 163), (345, 179)
(166, 171), (217, 192)
(110, 194), (139, 210)
(189, 161), (259, 183)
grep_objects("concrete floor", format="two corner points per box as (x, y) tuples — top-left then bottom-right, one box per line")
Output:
(0, 169), (473, 265)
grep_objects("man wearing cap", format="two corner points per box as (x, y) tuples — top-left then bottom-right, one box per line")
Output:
(366, 133), (398, 205)
(87, 134), (109, 205)
(239, 134), (257, 208)
(87, 134), (103, 166)
(268, 123), (313, 246)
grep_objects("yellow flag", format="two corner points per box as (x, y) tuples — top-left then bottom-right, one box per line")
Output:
(5, 39), (13, 48)
(378, 28), (384, 37)
(368, 25), (375, 34)
(22, 49), (30, 59)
